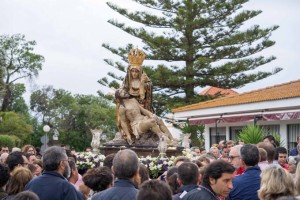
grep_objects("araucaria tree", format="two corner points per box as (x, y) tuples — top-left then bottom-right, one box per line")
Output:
(0, 34), (44, 111)
(99, 0), (282, 114)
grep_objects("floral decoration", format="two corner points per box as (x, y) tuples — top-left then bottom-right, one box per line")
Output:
(76, 152), (105, 170)
(139, 156), (176, 178)
(182, 148), (198, 160)
(75, 149), (199, 178)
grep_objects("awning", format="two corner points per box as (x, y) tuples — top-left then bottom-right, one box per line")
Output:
(189, 111), (300, 125)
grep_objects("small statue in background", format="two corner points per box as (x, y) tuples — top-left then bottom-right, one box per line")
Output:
(158, 135), (168, 157)
(90, 128), (102, 153)
(181, 133), (191, 149)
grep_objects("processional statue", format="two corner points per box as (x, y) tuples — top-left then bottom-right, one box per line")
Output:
(114, 48), (177, 146)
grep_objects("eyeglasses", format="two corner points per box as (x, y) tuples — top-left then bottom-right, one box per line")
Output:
(228, 155), (240, 160)
(22, 163), (29, 166)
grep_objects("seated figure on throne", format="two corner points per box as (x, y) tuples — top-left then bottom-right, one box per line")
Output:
(115, 89), (177, 146)
(121, 48), (153, 112)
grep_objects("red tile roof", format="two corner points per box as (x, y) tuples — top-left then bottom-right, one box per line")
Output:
(199, 86), (238, 96)
(173, 79), (300, 113)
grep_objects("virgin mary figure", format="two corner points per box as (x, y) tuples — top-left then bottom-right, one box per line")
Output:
(116, 48), (154, 144)
(121, 48), (153, 112)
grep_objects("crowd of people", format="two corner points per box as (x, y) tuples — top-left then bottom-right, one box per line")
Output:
(1, 135), (300, 200)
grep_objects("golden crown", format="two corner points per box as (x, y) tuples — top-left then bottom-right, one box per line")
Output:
(128, 48), (146, 66)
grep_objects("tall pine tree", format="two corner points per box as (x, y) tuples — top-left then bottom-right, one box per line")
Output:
(99, 0), (281, 115)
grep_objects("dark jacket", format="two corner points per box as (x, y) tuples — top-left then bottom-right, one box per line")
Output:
(173, 185), (198, 200)
(182, 184), (220, 200)
(25, 171), (83, 200)
(227, 166), (261, 200)
(91, 179), (138, 200)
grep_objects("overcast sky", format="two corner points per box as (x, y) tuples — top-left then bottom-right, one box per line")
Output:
(0, 0), (299, 99)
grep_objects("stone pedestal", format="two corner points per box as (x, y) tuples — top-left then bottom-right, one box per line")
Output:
(100, 144), (184, 157)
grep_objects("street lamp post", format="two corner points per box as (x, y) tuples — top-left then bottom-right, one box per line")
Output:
(43, 125), (51, 150)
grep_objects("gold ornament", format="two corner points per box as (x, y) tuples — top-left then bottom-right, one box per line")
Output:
(128, 48), (146, 66)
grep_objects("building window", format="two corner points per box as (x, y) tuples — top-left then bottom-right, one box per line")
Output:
(261, 125), (280, 135)
(209, 127), (226, 146)
(261, 125), (280, 146)
(287, 124), (300, 152)
(229, 126), (243, 140)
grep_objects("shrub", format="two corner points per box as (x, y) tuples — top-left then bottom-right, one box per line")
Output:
(0, 135), (15, 148)
(237, 124), (281, 145)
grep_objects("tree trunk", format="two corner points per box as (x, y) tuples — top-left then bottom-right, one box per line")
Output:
(1, 86), (12, 111)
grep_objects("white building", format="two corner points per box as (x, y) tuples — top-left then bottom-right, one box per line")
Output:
(172, 80), (300, 151)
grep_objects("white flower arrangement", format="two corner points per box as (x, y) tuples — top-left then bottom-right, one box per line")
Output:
(75, 152), (105, 170)
(139, 155), (176, 178)
(182, 148), (199, 160)
(75, 149), (197, 178)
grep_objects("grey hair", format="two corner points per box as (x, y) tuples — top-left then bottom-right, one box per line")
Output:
(42, 146), (67, 171)
(240, 144), (259, 166)
(113, 149), (139, 179)
(230, 145), (243, 156)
